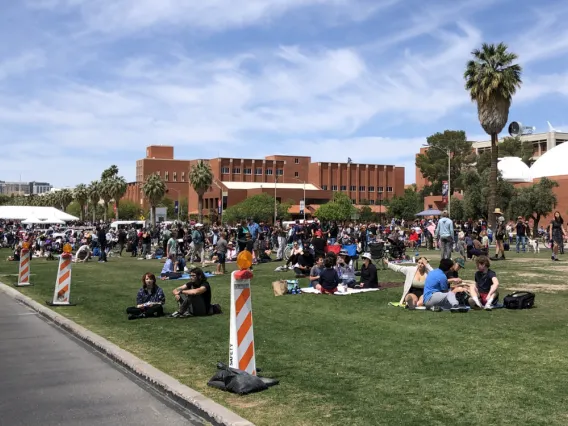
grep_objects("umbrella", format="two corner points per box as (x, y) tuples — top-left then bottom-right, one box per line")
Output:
(416, 209), (442, 216)
(22, 216), (44, 224)
(41, 217), (65, 224)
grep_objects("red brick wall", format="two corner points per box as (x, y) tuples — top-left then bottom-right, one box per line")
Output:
(146, 146), (174, 160)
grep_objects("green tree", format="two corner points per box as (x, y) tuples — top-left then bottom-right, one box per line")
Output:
(386, 188), (423, 221)
(509, 178), (558, 236)
(107, 176), (128, 220)
(222, 193), (290, 224)
(499, 136), (534, 166)
(142, 173), (167, 227)
(449, 196), (465, 222)
(73, 184), (89, 220)
(314, 192), (357, 222)
(115, 200), (142, 220)
(101, 165), (119, 180)
(56, 189), (74, 212)
(87, 181), (100, 222)
(359, 206), (377, 223)
(462, 169), (515, 220)
(464, 42), (522, 229)
(0, 194), (10, 206)
(98, 180), (113, 222)
(416, 130), (473, 193)
(66, 201), (81, 219)
(189, 160), (214, 224)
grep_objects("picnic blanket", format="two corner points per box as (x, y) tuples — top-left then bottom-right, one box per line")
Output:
(301, 287), (381, 296)
(388, 302), (504, 310)
(173, 272), (217, 280)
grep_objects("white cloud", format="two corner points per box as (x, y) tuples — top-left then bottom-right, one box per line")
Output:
(0, 51), (45, 80)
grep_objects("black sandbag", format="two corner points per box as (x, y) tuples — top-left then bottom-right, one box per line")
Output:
(207, 362), (277, 395)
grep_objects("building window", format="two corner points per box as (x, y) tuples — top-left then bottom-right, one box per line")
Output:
(255, 168), (262, 175)
(340, 185), (346, 191)
(369, 200), (375, 205)
(331, 185), (337, 191)
(165, 171), (169, 181)
(265, 169), (273, 175)
(221, 167), (229, 174)
(276, 169), (284, 176)
(181, 172), (185, 181)
(295, 158), (299, 164)
(350, 185), (356, 191)
(368, 186), (375, 192)
(387, 186), (393, 192)
(378, 186), (384, 193)
(352, 199), (356, 204)
(173, 172), (177, 182)
(294, 171), (299, 177)
(232, 167), (241, 174)
(359, 186), (365, 191)
(244, 168), (252, 175)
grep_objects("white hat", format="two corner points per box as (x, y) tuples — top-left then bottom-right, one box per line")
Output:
(361, 252), (373, 261)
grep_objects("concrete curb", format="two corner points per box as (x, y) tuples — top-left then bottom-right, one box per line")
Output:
(0, 282), (254, 426)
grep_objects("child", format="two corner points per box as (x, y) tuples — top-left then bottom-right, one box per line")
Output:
(468, 255), (499, 310)
(456, 232), (467, 259)
(316, 257), (340, 294)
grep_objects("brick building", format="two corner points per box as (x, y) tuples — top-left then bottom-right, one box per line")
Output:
(125, 146), (405, 221)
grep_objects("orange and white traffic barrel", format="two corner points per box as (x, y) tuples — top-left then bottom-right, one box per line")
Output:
(16, 243), (32, 287)
(47, 244), (76, 306)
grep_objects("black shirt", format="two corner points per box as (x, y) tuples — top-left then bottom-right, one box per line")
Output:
(186, 280), (212, 313)
(311, 237), (327, 257)
(320, 268), (340, 290)
(360, 263), (378, 288)
(516, 222), (526, 237)
(474, 269), (497, 294)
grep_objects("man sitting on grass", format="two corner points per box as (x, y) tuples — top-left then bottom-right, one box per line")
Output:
(170, 268), (213, 317)
(468, 255), (499, 310)
(423, 258), (463, 311)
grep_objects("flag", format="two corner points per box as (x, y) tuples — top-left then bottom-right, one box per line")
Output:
(347, 157), (352, 164)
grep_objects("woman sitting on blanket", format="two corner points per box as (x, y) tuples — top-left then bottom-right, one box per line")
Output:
(384, 256), (433, 309)
(126, 273), (166, 320)
(316, 256), (341, 294)
(336, 250), (356, 288)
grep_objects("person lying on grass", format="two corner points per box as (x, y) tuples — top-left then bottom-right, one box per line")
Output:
(423, 259), (467, 311)
(126, 273), (166, 320)
(315, 256), (340, 294)
(468, 255), (499, 310)
(170, 267), (213, 318)
(384, 256), (432, 310)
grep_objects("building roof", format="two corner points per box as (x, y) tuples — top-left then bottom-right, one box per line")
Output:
(221, 182), (321, 190)
(497, 157), (532, 183)
(0, 206), (79, 221)
(530, 142), (568, 179)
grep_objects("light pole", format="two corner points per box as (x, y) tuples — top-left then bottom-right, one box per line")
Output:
(422, 144), (451, 217)
(168, 187), (181, 220)
(293, 178), (306, 222)
(274, 176), (278, 225)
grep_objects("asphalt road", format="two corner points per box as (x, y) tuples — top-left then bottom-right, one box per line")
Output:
(0, 292), (205, 426)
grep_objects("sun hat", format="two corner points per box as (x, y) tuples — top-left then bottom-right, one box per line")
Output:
(494, 208), (503, 215)
(361, 252), (373, 261)
(455, 258), (466, 269)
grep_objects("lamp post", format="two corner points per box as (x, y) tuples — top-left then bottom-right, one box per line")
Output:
(274, 176), (278, 225)
(167, 187), (181, 220)
(423, 144), (451, 217)
(293, 178), (306, 222)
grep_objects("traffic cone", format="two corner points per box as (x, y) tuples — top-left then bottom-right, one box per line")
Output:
(16, 245), (33, 287)
(229, 251), (256, 375)
(47, 244), (76, 306)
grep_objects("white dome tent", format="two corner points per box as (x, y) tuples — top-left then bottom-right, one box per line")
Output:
(530, 142), (568, 179)
(0, 206), (78, 222)
(497, 157), (533, 183)
(21, 216), (45, 225)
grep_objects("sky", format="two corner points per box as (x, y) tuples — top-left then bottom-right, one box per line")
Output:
(2, 0), (568, 188)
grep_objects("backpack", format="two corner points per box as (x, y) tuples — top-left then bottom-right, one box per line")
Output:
(503, 291), (535, 309)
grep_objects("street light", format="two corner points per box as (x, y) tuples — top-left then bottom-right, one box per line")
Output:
(274, 175), (278, 225)
(422, 144), (451, 217)
(293, 177), (306, 222)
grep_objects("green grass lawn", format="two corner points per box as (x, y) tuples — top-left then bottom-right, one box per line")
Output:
(2, 249), (568, 425)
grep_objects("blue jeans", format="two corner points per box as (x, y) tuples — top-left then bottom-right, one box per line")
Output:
(516, 236), (526, 252)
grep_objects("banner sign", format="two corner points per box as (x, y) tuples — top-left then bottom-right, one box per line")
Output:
(441, 180), (449, 204)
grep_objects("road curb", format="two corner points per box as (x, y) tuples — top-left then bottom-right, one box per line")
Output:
(0, 282), (254, 426)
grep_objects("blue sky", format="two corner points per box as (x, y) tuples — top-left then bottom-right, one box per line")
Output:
(2, 0), (568, 187)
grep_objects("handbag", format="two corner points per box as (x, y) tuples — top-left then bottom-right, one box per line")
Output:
(272, 280), (287, 296)
(503, 291), (535, 309)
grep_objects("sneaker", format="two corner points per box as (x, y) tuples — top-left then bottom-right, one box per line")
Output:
(431, 306), (442, 312)
(169, 311), (181, 318)
(406, 298), (416, 310)
(484, 304), (493, 311)
(180, 311), (193, 318)
(128, 314), (137, 320)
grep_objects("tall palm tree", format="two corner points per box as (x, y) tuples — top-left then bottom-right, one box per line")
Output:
(464, 42), (522, 228)
(101, 165), (119, 181)
(142, 173), (166, 227)
(189, 160), (213, 224)
(98, 180), (113, 222)
(87, 181), (100, 223)
(107, 176), (127, 220)
(74, 184), (89, 221)
(57, 189), (74, 211)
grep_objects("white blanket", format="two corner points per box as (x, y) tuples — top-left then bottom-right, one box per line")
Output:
(300, 287), (381, 296)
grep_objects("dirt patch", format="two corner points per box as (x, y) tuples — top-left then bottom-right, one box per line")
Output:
(509, 258), (548, 263)
(506, 283), (568, 293)
(515, 272), (544, 278)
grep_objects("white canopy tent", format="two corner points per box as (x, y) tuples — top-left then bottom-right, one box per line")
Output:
(42, 217), (66, 225)
(21, 216), (45, 224)
(0, 206), (78, 222)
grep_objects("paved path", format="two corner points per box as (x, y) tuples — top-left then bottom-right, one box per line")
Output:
(0, 293), (205, 426)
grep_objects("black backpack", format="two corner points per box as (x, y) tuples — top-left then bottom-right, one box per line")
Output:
(503, 291), (535, 309)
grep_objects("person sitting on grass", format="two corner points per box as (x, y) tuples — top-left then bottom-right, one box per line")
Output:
(384, 256), (432, 309)
(74, 244), (92, 263)
(423, 259), (463, 311)
(126, 273), (166, 320)
(309, 255), (324, 288)
(316, 256), (340, 294)
(160, 253), (183, 279)
(468, 255), (499, 310)
(336, 250), (356, 288)
(170, 268), (213, 318)
(356, 252), (378, 289)
(293, 250), (313, 278)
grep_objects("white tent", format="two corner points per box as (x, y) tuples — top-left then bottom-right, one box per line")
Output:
(0, 206), (78, 221)
(42, 217), (65, 224)
(21, 216), (45, 224)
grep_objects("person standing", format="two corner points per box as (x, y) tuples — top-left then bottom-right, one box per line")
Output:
(549, 211), (567, 261)
(215, 232), (228, 275)
(117, 228), (127, 256)
(275, 220), (288, 261)
(435, 210), (454, 260)
(493, 209), (506, 260)
(515, 216), (527, 253)
(97, 226), (107, 263)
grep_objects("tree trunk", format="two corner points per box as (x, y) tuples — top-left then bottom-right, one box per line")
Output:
(103, 203), (108, 222)
(92, 205), (96, 223)
(198, 194), (204, 224)
(532, 214), (540, 238)
(151, 206), (156, 229)
(115, 201), (119, 221)
(80, 203), (84, 221)
(488, 132), (499, 230)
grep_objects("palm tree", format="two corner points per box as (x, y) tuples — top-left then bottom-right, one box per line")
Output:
(142, 173), (166, 227)
(464, 42), (522, 228)
(57, 189), (74, 211)
(87, 181), (100, 223)
(98, 180), (114, 222)
(101, 165), (119, 181)
(74, 184), (89, 220)
(107, 176), (127, 220)
(189, 160), (213, 224)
